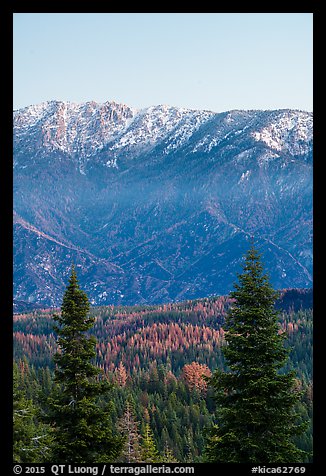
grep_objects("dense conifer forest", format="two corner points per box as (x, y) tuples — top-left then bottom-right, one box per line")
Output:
(13, 287), (312, 463)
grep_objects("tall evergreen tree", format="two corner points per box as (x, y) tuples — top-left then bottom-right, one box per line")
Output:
(140, 423), (161, 463)
(204, 243), (308, 463)
(46, 265), (123, 462)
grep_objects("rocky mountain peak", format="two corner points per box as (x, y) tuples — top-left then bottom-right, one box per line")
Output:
(14, 99), (136, 158)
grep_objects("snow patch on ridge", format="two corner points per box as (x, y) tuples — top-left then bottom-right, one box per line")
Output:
(251, 110), (313, 155)
(109, 105), (214, 152)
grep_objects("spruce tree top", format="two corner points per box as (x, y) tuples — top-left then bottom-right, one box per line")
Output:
(55, 264), (94, 333)
(231, 242), (278, 309)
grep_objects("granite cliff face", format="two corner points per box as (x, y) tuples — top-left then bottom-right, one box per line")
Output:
(13, 100), (313, 308)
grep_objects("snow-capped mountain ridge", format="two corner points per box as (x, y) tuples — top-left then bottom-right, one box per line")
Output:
(13, 100), (313, 307)
(14, 101), (312, 165)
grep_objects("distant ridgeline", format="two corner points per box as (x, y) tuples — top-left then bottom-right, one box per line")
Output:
(13, 287), (313, 315)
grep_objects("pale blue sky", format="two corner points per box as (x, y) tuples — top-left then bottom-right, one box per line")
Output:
(13, 13), (313, 113)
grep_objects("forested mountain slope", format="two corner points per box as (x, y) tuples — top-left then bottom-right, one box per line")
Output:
(14, 101), (312, 307)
